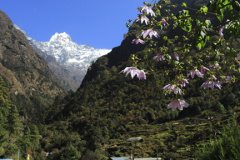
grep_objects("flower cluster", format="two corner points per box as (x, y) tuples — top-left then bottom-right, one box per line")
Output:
(209, 63), (220, 68)
(132, 38), (145, 44)
(120, 67), (146, 80)
(142, 29), (159, 39)
(153, 53), (171, 61)
(163, 84), (182, 95)
(160, 19), (168, 26)
(168, 99), (189, 111)
(137, 6), (155, 16)
(201, 81), (222, 90)
(187, 69), (204, 79)
(219, 24), (229, 39)
(121, 1), (237, 111)
(200, 66), (209, 73)
(177, 79), (189, 87)
(136, 15), (149, 25)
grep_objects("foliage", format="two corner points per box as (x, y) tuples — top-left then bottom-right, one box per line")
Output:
(194, 119), (240, 160)
(60, 144), (81, 160)
(1, 0), (240, 159)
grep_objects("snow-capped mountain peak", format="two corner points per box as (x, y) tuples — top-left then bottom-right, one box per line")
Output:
(49, 32), (72, 43)
(14, 25), (112, 70)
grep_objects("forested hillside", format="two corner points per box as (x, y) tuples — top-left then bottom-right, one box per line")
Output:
(0, 10), (68, 122)
(42, 0), (240, 159)
(1, 0), (240, 159)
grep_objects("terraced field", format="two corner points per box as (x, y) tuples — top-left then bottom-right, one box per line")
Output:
(103, 107), (240, 159)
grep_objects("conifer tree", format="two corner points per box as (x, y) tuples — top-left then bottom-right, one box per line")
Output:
(17, 126), (32, 154)
(30, 124), (40, 146)
(85, 125), (103, 151)
(60, 144), (81, 160)
(7, 105), (23, 136)
(0, 122), (6, 147)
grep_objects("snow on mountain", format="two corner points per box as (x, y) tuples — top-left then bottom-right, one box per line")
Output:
(14, 25), (111, 71)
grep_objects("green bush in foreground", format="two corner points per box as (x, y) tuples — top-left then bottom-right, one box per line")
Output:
(194, 118), (240, 160)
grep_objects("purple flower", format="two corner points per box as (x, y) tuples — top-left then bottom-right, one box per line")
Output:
(210, 63), (220, 68)
(201, 81), (222, 90)
(120, 67), (146, 80)
(136, 15), (149, 25)
(219, 25), (229, 39)
(212, 75), (217, 81)
(177, 79), (189, 87)
(187, 69), (204, 79)
(220, 76), (232, 84)
(163, 84), (182, 95)
(219, 26), (224, 38)
(208, 75), (217, 81)
(153, 53), (171, 61)
(200, 67), (209, 74)
(141, 29), (159, 39)
(132, 38), (145, 44)
(138, 6), (155, 17)
(225, 76), (232, 83)
(167, 99), (189, 111)
(174, 53), (179, 61)
(237, 52), (240, 61)
(160, 19), (168, 26)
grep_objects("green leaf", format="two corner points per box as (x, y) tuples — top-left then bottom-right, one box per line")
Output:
(206, 35), (210, 41)
(200, 6), (208, 15)
(201, 40), (206, 48)
(163, 36), (168, 40)
(144, 54), (148, 60)
(188, 25), (192, 32)
(182, 2), (187, 7)
(196, 20), (201, 26)
(197, 43), (202, 50)
(205, 20), (211, 27)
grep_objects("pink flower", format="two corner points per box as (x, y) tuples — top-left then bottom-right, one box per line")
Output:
(153, 53), (171, 61)
(160, 19), (168, 26)
(138, 6), (155, 16)
(141, 29), (159, 39)
(120, 67), (146, 80)
(237, 52), (240, 61)
(136, 15), (149, 25)
(167, 99), (189, 111)
(174, 53), (179, 61)
(132, 38), (145, 44)
(187, 69), (204, 79)
(200, 67), (209, 73)
(201, 81), (222, 89)
(163, 84), (181, 95)
(177, 79), (189, 87)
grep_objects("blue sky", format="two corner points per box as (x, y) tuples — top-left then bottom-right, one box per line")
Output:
(1, 0), (151, 50)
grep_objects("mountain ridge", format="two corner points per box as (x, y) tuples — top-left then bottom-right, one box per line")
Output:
(0, 9), (67, 121)
(14, 25), (112, 91)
